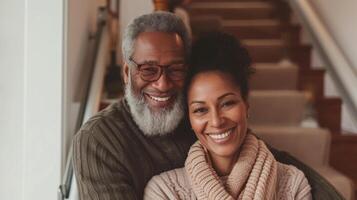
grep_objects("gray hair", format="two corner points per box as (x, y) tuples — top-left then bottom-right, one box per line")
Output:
(122, 11), (191, 64)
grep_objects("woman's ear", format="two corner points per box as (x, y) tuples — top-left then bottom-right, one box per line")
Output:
(123, 63), (129, 84)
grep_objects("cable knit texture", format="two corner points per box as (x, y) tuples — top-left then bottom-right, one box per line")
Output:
(144, 134), (312, 200)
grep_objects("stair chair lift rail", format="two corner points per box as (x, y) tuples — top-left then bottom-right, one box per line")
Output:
(58, 7), (107, 200)
(287, 0), (357, 124)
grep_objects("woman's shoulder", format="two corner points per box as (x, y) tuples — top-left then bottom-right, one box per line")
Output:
(144, 168), (195, 200)
(276, 162), (312, 200)
(149, 168), (190, 186)
(277, 162), (306, 179)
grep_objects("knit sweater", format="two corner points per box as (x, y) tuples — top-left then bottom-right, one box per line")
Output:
(144, 135), (312, 200)
(72, 98), (196, 200)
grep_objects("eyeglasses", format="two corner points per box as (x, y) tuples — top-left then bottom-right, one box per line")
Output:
(129, 58), (187, 82)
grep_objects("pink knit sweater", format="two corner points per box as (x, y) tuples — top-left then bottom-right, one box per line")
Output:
(144, 134), (312, 200)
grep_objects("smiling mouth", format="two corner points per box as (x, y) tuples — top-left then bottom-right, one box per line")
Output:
(207, 128), (234, 140)
(147, 95), (171, 102)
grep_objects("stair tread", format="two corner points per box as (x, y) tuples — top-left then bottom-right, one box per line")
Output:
(190, 1), (274, 9)
(243, 39), (284, 46)
(222, 19), (280, 26)
(251, 90), (305, 95)
(253, 61), (298, 68)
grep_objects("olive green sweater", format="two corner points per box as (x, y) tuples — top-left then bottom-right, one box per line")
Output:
(73, 98), (196, 200)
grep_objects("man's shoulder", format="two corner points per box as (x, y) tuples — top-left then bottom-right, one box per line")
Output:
(74, 100), (131, 142)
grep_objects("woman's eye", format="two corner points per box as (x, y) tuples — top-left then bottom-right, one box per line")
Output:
(222, 100), (237, 108)
(192, 107), (207, 114)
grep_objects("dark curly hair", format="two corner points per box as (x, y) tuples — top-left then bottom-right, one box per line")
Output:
(185, 31), (254, 102)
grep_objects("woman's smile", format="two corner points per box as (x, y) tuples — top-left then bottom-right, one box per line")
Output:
(188, 70), (249, 160)
(206, 127), (235, 143)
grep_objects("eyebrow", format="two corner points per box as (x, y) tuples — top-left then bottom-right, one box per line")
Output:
(141, 58), (184, 64)
(218, 93), (236, 100)
(189, 93), (236, 105)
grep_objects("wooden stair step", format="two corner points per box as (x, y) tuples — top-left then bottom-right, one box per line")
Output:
(193, 0), (269, 2)
(243, 39), (285, 62)
(249, 90), (306, 126)
(315, 97), (342, 132)
(252, 126), (331, 167)
(189, 2), (277, 20)
(222, 19), (300, 41)
(330, 133), (357, 199)
(222, 19), (282, 39)
(298, 69), (325, 102)
(330, 133), (357, 181)
(242, 39), (311, 67)
(190, 15), (223, 36)
(251, 62), (299, 90)
(288, 45), (312, 68)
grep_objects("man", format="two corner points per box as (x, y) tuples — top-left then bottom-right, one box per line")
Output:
(73, 12), (195, 199)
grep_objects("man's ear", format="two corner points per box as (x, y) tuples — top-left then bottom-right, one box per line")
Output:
(123, 63), (129, 84)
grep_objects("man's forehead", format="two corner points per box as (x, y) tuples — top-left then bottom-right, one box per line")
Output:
(132, 31), (185, 61)
(135, 32), (183, 50)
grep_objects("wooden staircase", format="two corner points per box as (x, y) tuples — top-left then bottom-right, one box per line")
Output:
(100, 0), (357, 198)
(188, 0), (357, 199)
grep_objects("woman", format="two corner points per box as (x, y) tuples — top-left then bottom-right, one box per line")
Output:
(144, 32), (312, 200)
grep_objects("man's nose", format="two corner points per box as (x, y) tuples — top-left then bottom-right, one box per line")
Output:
(151, 71), (173, 91)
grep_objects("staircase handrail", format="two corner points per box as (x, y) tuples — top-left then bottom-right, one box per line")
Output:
(58, 7), (109, 200)
(287, 0), (357, 124)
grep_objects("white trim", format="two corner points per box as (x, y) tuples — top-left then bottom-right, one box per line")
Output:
(83, 28), (110, 123)
(62, 0), (69, 176)
(288, 0), (357, 125)
(65, 23), (109, 200)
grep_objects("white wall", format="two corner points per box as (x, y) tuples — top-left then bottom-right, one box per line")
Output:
(0, 1), (25, 199)
(118, 0), (153, 62)
(309, 0), (357, 72)
(0, 0), (64, 199)
(292, 1), (357, 133)
(307, 0), (357, 132)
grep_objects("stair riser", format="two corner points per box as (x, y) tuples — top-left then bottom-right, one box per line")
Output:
(330, 134), (357, 199)
(330, 134), (357, 181)
(246, 44), (311, 67)
(251, 66), (298, 90)
(190, 8), (276, 20)
(316, 98), (342, 131)
(224, 25), (282, 39)
(249, 91), (306, 126)
(223, 25), (301, 44)
(194, 0), (233, 1)
(298, 69), (325, 102)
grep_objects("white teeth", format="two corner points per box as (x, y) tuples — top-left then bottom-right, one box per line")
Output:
(208, 130), (232, 140)
(149, 95), (170, 102)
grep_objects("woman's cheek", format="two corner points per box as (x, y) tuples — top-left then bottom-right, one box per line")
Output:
(190, 116), (207, 135)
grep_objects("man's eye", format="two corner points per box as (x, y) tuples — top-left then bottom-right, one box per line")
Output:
(169, 68), (185, 72)
(140, 65), (159, 75)
(168, 68), (186, 76)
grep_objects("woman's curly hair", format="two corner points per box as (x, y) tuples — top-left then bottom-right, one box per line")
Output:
(185, 31), (255, 101)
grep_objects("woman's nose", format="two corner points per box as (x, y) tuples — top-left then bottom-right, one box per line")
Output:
(210, 110), (224, 128)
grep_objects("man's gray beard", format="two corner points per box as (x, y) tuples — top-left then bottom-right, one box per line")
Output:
(124, 77), (184, 137)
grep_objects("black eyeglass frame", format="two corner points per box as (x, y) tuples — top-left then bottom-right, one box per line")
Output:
(129, 57), (187, 82)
